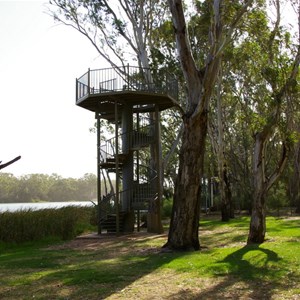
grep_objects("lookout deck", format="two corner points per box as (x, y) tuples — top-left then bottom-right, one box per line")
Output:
(76, 66), (179, 119)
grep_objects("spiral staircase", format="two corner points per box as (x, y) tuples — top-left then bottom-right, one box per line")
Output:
(98, 118), (158, 232)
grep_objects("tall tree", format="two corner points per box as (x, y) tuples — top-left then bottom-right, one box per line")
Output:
(163, 0), (254, 250)
(208, 67), (234, 221)
(247, 0), (300, 243)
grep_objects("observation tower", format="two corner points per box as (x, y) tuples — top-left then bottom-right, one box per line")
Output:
(76, 66), (179, 234)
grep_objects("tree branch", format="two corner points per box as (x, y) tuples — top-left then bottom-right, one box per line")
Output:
(215, 0), (255, 58)
(266, 141), (289, 191)
(0, 156), (21, 170)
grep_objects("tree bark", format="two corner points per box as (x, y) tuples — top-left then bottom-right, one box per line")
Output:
(164, 112), (207, 250)
(248, 133), (288, 243)
(165, 0), (252, 250)
(290, 137), (300, 213)
(220, 164), (233, 221)
(215, 66), (233, 221)
(247, 197), (267, 243)
(247, 134), (268, 243)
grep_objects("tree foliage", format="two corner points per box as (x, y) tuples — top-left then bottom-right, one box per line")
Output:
(0, 173), (97, 203)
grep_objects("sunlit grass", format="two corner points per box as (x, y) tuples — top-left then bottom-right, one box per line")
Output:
(0, 216), (299, 299)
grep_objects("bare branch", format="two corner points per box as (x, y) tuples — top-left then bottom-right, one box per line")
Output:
(168, 0), (199, 83)
(163, 124), (183, 168)
(215, 0), (255, 58)
(0, 156), (21, 170)
(266, 141), (289, 191)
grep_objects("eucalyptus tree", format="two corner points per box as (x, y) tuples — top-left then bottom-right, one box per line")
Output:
(247, 1), (299, 243)
(163, 0), (256, 250)
(186, 1), (234, 221)
(225, 0), (300, 243)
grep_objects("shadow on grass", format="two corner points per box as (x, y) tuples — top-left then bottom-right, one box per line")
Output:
(0, 234), (181, 299)
(1, 219), (299, 299)
(166, 244), (298, 300)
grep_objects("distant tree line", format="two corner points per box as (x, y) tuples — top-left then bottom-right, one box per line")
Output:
(0, 173), (97, 203)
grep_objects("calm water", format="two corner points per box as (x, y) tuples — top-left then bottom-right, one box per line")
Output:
(0, 201), (94, 212)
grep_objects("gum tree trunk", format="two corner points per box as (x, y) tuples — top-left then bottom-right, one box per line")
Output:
(165, 0), (253, 250)
(247, 132), (288, 244)
(247, 135), (268, 243)
(220, 165), (233, 221)
(165, 112), (207, 250)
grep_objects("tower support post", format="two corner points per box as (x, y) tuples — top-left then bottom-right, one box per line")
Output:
(115, 101), (120, 234)
(96, 112), (102, 234)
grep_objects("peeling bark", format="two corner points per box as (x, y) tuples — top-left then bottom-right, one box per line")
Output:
(248, 133), (289, 244)
(164, 113), (207, 250)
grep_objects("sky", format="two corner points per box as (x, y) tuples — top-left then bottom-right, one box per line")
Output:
(0, 0), (108, 178)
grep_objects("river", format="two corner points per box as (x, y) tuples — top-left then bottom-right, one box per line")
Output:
(0, 201), (94, 212)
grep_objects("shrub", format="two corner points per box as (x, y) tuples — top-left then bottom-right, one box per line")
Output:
(162, 198), (173, 219)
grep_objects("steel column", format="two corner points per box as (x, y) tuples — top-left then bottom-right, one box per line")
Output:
(96, 112), (102, 234)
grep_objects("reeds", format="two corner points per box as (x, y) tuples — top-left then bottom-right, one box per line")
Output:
(0, 206), (95, 243)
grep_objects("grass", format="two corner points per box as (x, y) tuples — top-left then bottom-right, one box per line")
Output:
(0, 216), (299, 299)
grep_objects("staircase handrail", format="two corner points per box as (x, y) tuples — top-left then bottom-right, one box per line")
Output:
(98, 192), (115, 221)
(99, 122), (156, 163)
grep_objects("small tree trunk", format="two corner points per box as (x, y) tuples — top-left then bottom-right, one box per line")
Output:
(248, 129), (288, 243)
(224, 167), (234, 219)
(247, 195), (267, 243)
(295, 199), (300, 214)
(248, 133), (269, 243)
(164, 113), (207, 251)
(220, 182), (230, 221)
(290, 140), (300, 213)
(220, 165), (233, 221)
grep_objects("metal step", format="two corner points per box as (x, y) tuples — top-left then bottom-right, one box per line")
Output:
(100, 211), (127, 233)
(132, 131), (154, 149)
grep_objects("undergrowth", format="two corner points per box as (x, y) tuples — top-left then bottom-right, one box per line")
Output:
(0, 206), (95, 243)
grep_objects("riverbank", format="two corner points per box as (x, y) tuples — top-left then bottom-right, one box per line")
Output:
(0, 201), (93, 212)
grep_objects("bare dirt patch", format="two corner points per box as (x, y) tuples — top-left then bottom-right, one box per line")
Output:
(47, 231), (167, 256)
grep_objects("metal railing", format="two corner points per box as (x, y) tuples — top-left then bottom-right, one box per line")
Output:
(99, 135), (122, 163)
(99, 122), (155, 164)
(76, 66), (178, 102)
(99, 182), (157, 217)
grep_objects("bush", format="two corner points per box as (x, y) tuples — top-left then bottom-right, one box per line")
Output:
(267, 182), (289, 216)
(0, 206), (95, 243)
(162, 198), (173, 219)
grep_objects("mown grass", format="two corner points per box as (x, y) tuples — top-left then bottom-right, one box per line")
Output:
(0, 216), (299, 299)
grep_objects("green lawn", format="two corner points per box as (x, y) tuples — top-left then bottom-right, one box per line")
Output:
(0, 216), (299, 299)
